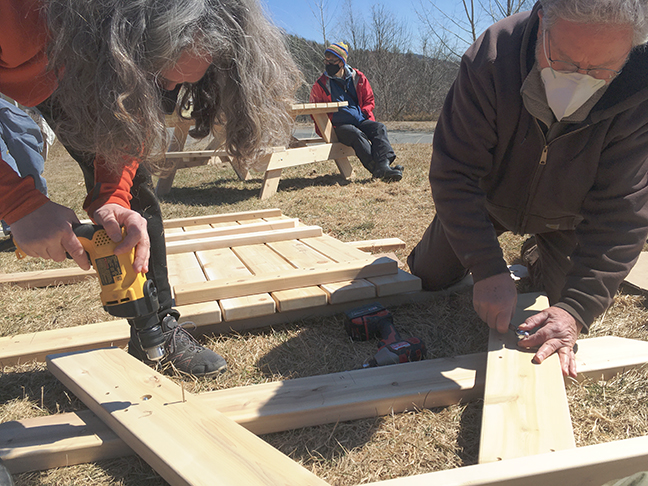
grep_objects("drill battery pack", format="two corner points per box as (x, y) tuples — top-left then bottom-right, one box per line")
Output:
(344, 302), (393, 341)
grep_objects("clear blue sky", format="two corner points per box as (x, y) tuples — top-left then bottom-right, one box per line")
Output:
(263, 0), (462, 51)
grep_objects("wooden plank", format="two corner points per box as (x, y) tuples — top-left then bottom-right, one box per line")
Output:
(174, 256), (398, 305)
(196, 246), (275, 322)
(347, 238), (406, 253)
(272, 286), (328, 312)
(267, 239), (334, 267)
(232, 243), (330, 312)
(156, 118), (192, 195)
(321, 279), (376, 304)
(163, 209), (282, 229)
(167, 252), (206, 291)
(4, 336), (647, 475)
(263, 143), (356, 171)
(478, 292), (575, 463)
(0, 266), (97, 288)
(46, 348), (329, 486)
(0, 301), (221, 366)
(166, 226), (323, 255)
(624, 251), (648, 292)
(165, 219), (298, 243)
(334, 157), (354, 179)
(259, 168), (282, 200)
(220, 294), (276, 321)
(290, 101), (348, 116)
(301, 235), (371, 262)
(366, 269), (422, 296)
(364, 435), (648, 486)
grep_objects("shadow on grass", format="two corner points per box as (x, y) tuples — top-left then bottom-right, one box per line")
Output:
(158, 171), (375, 207)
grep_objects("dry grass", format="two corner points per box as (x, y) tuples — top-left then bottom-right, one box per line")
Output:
(1, 139), (648, 485)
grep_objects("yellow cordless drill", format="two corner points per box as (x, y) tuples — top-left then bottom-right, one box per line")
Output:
(73, 224), (166, 360)
(16, 224), (166, 360)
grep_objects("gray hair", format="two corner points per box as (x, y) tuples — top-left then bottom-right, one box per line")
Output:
(45, 0), (302, 173)
(540, 0), (648, 46)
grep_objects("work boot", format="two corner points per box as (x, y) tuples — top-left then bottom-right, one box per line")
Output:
(389, 157), (404, 172)
(128, 316), (227, 376)
(372, 160), (402, 182)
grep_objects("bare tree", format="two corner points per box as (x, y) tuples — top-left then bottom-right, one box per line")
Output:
(309, 0), (333, 46)
(417, 0), (534, 57)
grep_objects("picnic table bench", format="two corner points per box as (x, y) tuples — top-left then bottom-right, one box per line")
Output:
(156, 101), (356, 199)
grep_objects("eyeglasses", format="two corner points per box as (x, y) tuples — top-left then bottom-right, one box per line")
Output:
(323, 58), (341, 65)
(543, 30), (624, 81)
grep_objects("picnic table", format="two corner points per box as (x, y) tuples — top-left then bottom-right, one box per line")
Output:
(156, 101), (356, 199)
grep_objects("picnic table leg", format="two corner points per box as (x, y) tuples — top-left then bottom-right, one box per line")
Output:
(156, 118), (191, 196)
(260, 168), (283, 199)
(335, 157), (354, 179)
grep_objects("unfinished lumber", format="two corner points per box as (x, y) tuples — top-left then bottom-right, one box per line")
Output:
(366, 269), (422, 296)
(174, 256), (398, 305)
(320, 279), (376, 304)
(347, 238), (406, 253)
(163, 208), (282, 229)
(0, 301), (221, 366)
(364, 435), (648, 486)
(5, 336), (647, 475)
(262, 143), (356, 171)
(624, 251), (648, 292)
(164, 218), (298, 243)
(478, 292), (575, 463)
(0, 266), (97, 289)
(47, 348), (329, 486)
(195, 246), (274, 321)
(165, 225), (323, 254)
(301, 234), (371, 262)
(232, 243), (329, 312)
(166, 252), (207, 294)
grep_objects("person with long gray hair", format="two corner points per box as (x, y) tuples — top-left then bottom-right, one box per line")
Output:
(408, 0), (648, 378)
(0, 0), (302, 376)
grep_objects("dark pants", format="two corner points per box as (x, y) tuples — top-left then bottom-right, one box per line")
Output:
(407, 215), (577, 306)
(37, 99), (176, 321)
(334, 120), (396, 174)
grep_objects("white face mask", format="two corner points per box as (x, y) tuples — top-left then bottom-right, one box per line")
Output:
(540, 68), (605, 120)
(540, 28), (606, 121)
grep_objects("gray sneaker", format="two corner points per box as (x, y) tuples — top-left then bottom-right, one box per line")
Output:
(128, 316), (227, 376)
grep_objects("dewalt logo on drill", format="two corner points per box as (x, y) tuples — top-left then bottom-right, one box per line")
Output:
(94, 255), (123, 286)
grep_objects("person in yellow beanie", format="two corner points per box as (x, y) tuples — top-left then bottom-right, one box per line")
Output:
(309, 41), (402, 181)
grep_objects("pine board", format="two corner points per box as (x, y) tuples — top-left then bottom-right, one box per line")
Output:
(364, 435), (648, 486)
(163, 209), (283, 229)
(46, 348), (329, 486)
(173, 256), (398, 305)
(478, 292), (575, 463)
(301, 235), (370, 262)
(6, 336), (648, 474)
(320, 279), (376, 304)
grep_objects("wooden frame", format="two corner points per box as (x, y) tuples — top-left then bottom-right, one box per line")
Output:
(3, 336), (647, 475)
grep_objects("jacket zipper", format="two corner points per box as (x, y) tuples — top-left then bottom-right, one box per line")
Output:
(514, 119), (589, 234)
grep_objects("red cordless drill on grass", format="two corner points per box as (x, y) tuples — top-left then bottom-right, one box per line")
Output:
(344, 302), (426, 367)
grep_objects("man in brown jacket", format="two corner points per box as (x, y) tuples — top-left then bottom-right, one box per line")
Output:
(408, 0), (648, 377)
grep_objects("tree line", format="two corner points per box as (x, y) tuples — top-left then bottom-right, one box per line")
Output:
(285, 0), (536, 121)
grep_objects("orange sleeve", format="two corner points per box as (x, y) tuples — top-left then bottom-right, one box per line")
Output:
(0, 157), (50, 225)
(83, 158), (138, 218)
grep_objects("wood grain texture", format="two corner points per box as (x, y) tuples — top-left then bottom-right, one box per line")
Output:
(5, 336), (647, 474)
(364, 435), (648, 486)
(164, 219), (298, 243)
(165, 226), (323, 254)
(163, 209), (282, 229)
(173, 256), (398, 305)
(46, 348), (329, 486)
(0, 266), (97, 288)
(478, 293), (575, 463)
